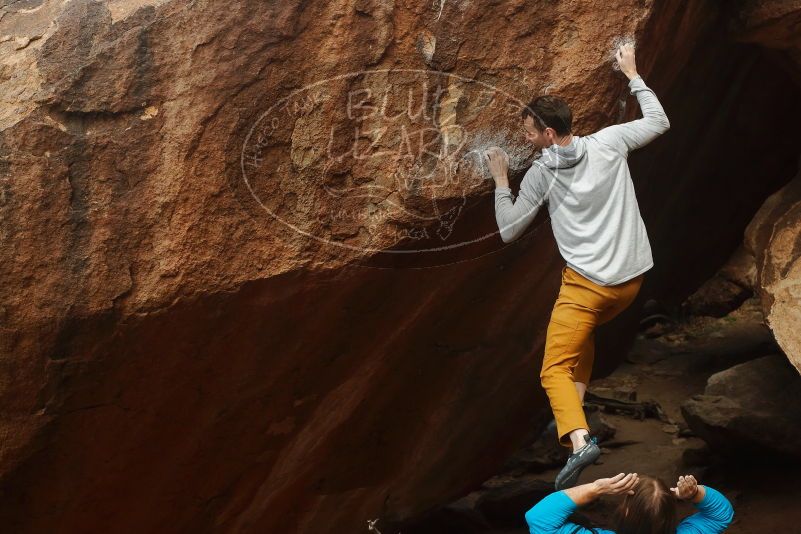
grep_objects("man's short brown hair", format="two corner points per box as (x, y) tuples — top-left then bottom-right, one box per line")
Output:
(522, 95), (573, 136)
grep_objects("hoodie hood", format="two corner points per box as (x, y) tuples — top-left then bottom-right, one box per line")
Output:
(540, 136), (586, 169)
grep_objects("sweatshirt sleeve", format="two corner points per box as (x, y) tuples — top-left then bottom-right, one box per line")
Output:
(494, 164), (547, 244)
(677, 486), (735, 534)
(592, 75), (670, 155)
(524, 491), (599, 534)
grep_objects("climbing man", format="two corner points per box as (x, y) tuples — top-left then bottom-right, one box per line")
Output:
(484, 43), (670, 489)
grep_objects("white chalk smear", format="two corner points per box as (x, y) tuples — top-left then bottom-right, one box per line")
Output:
(610, 35), (636, 72)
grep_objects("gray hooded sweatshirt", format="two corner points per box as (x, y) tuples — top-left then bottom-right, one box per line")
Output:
(494, 75), (670, 286)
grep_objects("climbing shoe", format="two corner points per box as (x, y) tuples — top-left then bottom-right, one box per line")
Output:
(554, 435), (600, 490)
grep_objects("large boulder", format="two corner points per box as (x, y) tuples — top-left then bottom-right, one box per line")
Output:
(681, 354), (801, 459)
(1, 0), (800, 532)
(744, 164), (801, 374)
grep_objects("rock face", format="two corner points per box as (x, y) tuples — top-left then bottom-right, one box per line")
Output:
(730, 0), (801, 87)
(681, 246), (755, 318)
(1, 0), (801, 532)
(727, 1), (801, 375)
(682, 354), (801, 459)
(744, 166), (801, 374)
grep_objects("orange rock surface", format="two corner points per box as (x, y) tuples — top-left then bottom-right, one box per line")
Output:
(1, 0), (800, 532)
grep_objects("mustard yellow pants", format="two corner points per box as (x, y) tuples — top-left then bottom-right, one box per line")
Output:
(541, 265), (644, 447)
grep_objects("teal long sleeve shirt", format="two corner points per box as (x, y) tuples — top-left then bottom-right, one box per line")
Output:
(524, 486), (734, 534)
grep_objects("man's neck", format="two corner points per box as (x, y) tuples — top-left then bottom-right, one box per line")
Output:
(556, 134), (573, 146)
(543, 134), (573, 150)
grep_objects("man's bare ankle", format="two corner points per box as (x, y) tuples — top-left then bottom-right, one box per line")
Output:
(569, 429), (590, 453)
